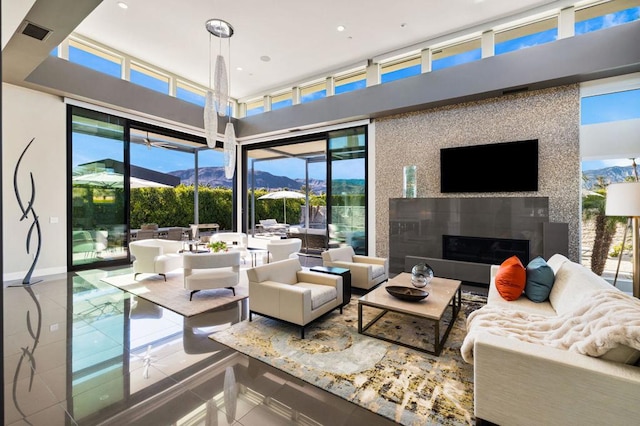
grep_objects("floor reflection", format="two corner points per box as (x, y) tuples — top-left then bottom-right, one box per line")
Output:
(4, 268), (397, 426)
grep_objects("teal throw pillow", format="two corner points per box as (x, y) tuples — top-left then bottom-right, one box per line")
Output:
(525, 256), (555, 302)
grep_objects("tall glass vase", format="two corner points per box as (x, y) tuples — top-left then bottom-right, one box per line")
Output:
(403, 165), (417, 198)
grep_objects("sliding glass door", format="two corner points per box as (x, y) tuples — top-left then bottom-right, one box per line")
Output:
(242, 125), (368, 254)
(69, 106), (228, 271)
(69, 107), (128, 268)
(328, 127), (367, 254)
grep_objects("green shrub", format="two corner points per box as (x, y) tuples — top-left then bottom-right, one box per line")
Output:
(609, 242), (632, 257)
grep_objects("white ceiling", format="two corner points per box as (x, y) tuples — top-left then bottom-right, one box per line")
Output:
(71, 0), (572, 101)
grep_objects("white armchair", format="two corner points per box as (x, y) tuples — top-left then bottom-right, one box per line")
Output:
(183, 251), (241, 301)
(321, 245), (389, 290)
(129, 239), (183, 281)
(266, 238), (302, 262)
(211, 232), (249, 264)
(247, 258), (343, 338)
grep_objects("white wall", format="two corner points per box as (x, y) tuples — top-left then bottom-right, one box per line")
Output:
(2, 83), (67, 282)
(1, 0), (36, 49)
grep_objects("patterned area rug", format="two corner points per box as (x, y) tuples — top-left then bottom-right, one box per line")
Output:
(210, 291), (486, 425)
(100, 270), (248, 317)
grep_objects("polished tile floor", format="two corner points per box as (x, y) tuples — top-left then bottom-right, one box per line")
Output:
(4, 258), (400, 426)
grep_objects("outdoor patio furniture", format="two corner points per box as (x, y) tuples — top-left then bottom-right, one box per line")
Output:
(327, 224), (346, 249)
(189, 223), (220, 239)
(165, 227), (185, 241)
(72, 230), (99, 258)
(134, 229), (155, 240)
(259, 219), (289, 235)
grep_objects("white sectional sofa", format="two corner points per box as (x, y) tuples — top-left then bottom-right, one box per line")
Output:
(467, 254), (640, 426)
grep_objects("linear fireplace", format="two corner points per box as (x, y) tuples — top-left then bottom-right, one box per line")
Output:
(443, 235), (529, 266)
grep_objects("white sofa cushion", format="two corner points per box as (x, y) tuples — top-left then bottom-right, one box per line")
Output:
(546, 253), (570, 274)
(185, 269), (238, 289)
(246, 257), (300, 284)
(549, 260), (613, 316)
(371, 264), (386, 279)
(325, 246), (354, 262)
(296, 282), (338, 310)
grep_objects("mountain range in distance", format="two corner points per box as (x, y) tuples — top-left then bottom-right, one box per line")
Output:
(582, 165), (638, 189)
(171, 165), (636, 193)
(169, 166), (364, 194)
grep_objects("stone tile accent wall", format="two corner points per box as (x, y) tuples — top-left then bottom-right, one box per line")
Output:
(374, 85), (581, 262)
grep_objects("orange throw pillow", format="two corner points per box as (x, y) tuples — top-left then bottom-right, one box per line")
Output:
(495, 255), (526, 301)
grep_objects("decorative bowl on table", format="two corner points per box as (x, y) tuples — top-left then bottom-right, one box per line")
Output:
(411, 263), (434, 288)
(386, 286), (429, 302)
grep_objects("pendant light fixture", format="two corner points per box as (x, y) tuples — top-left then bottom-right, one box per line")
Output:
(205, 18), (237, 179)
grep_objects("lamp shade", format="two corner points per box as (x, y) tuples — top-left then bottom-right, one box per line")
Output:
(223, 122), (236, 179)
(203, 90), (217, 148)
(213, 54), (228, 117)
(605, 182), (640, 217)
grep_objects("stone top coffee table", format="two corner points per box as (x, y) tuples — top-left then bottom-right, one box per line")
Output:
(358, 272), (461, 356)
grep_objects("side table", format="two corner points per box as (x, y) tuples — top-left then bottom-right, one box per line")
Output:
(310, 266), (351, 307)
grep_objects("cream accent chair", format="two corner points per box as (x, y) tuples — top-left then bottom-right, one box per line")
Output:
(247, 258), (343, 338)
(183, 251), (240, 301)
(265, 238), (302, 263)
(129, 239), (183, 281)
(321, 245), (389, 290)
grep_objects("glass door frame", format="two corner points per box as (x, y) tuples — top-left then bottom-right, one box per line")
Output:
(241, 125), (369, 254)
(67, 106), (222, 272)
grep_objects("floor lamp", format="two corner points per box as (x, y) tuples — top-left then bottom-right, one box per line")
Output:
(606, 182), (640, 298)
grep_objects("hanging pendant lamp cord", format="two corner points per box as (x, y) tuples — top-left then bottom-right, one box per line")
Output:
(227, 35), (231, 122)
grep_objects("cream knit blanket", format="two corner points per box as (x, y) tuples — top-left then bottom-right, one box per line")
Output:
(461, 289), (640, 364)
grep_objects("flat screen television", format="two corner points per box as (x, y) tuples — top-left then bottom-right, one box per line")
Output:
(440, 139), (538, 193)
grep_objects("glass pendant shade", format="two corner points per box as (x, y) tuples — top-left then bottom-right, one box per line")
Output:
(204, 90), (217, 148)
(214, 54), (228, 117)
(224, 122), (236, 179)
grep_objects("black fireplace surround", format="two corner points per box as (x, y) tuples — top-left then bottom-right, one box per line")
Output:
(443, 235), (529, 266)
(389, 197), (552, 275)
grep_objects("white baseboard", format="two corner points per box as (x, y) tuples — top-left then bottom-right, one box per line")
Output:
(3, 266), (68, 287)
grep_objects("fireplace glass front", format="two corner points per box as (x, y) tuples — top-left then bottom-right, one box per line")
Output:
(443, 235), (530, 266)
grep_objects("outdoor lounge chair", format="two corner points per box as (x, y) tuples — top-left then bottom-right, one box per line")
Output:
(259, 219), (289, 235)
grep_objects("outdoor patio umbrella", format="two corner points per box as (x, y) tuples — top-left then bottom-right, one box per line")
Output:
(72, 171), (173, 188)
(258, 190), (306, 224)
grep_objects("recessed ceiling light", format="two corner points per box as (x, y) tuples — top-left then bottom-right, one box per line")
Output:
(260, 56), (271, 62)
(337, 25), (345, 32)
(236, 67), (243, 71)
(117, 2), (128, 9)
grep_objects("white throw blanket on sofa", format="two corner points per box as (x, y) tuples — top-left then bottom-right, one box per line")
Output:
(461, 289), (640, 363)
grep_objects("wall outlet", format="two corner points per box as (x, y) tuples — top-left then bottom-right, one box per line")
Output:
(50, 216), (59, 224)
(50, 323), (59, 332)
